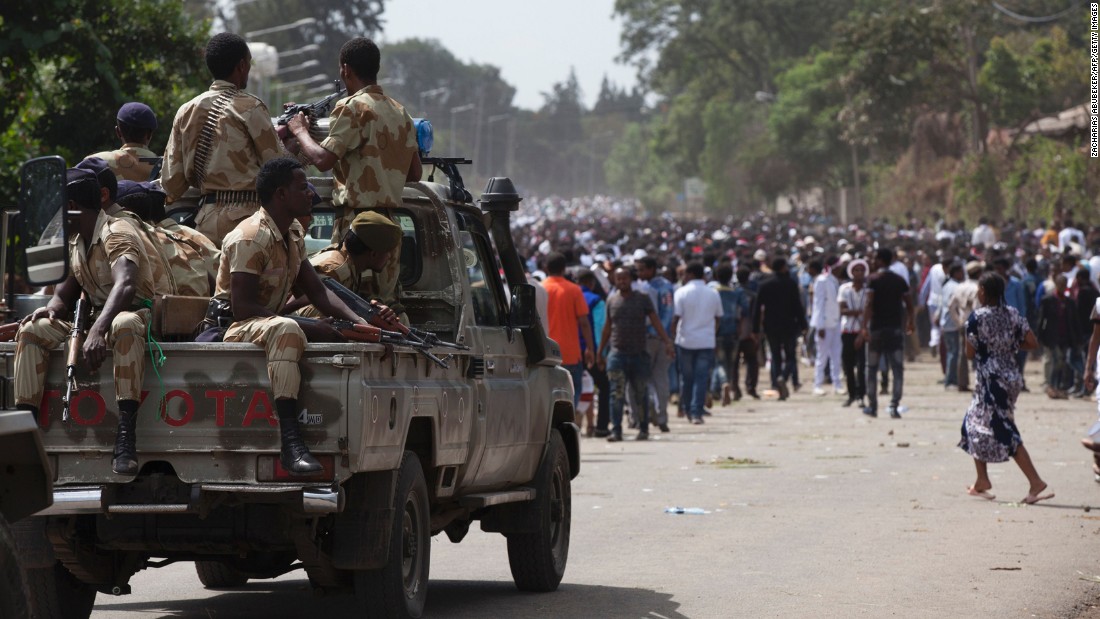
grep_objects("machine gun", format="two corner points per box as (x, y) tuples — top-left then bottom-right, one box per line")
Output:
(61, 293), (90, 422)
(289, 316), (450, 369)
(422, 156), (473, 204)
(276, 82), (346, 127)
(320, 277), (468, 352)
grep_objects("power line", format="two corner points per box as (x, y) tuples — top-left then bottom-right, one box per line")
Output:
(990, 0), (1080, 24)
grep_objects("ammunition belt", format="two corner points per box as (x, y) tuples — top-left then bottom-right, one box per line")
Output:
(199, 190), (260, 207)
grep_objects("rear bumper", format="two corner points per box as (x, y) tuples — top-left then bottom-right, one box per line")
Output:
(39, 483), (343, 516)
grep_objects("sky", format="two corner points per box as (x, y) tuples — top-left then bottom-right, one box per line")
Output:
(377, 0), (640, 111)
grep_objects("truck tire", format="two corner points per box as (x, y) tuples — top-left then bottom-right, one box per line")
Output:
(507, 429), (571, 592)
(0, 515), (31, 619)
(195, 561), (249, 588)
(24, 562), (96, 619)
(354, 451), (430, 619)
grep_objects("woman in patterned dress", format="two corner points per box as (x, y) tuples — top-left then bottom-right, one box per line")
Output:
(958, 272), (1053, 504)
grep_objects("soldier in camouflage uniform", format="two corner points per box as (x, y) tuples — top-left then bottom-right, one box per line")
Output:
(116, 180), (219, 296)
(160, 32), (284, 248)
(283, 37), (421, 313)
(215, 157), (366, 474)
(87, 102), (160, 182)
(288, 210), (403, 319)
(14, 169), (157, 475)
(77, 157), (177, 298)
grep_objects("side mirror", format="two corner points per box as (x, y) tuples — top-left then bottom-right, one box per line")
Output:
(19, 156), (68, 286)
(509, 283), (539, 330)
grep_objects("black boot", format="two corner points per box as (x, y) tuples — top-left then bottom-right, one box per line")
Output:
(112, 400), (139, 475)
(276, 399), (322, 475)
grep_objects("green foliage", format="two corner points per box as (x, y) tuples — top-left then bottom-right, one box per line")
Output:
(768, 50), (850, 188)
(951, 153), (1005, 223)
(0, 0), (209, 204)
(1000, 136), (1092, 224)
(979, 27), (1090, 127)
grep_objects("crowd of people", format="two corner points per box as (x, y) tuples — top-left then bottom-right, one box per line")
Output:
(519, 195), (1100, 493)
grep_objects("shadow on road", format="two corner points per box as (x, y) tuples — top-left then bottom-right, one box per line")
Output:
(91, 578), (690, 618)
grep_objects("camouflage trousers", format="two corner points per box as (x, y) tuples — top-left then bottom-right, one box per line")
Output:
(196, 201), (261, 249)
(331, 206), (404, 317)
(14, 310), (150, 408)
(224, 316), (306, 400)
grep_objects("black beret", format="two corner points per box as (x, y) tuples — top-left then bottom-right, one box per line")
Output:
(116, 102), (157, 130)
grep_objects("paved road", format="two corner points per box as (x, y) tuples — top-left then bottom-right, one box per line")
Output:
(89, 358), (1100, 618)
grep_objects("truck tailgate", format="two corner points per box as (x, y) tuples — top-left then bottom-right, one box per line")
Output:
(3, 342), (360, 485)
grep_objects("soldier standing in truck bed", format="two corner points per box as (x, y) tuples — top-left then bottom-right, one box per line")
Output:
(160, 32), (284, 248)
(14, 169), (157, 476)
(281, 36), (421, 312)
(87, 102), (160, 182)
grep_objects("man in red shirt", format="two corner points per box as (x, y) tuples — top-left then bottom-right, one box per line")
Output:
(542, 252), (595, 406)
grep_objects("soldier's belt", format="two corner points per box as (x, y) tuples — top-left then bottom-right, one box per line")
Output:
(199, 190), (259, 206)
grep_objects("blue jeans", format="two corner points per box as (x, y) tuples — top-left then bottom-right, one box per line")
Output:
(607, 351), (651, 435)
(678, 346), (715, 419)
(866, 328), (905, 412)
(564, 362), (584, 407)
(943, 330), (960, 387)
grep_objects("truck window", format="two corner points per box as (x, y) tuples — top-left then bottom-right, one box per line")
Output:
(456, 213), (507, 326)
(306, 209), (421, 287)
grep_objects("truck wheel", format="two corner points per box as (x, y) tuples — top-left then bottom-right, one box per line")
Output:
(24, 562), (96, 619)
(354, 451), (430, 619)
(507, 429), (571, 592)
(0, 515), (31, 619)
(195, 561), (249, 588)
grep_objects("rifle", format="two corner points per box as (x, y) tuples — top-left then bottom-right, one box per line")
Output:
(319, 277), (469, 351)
(289, 316), (450, 369)
(276, 82), (346, 126)
(0, 322), (18, 343)
(62, 293), (90, 422)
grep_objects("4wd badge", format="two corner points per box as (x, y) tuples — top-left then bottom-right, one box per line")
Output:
(298, 410), (323, 425)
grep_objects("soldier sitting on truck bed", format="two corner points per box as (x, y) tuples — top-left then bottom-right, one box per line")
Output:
(78, 158), (215, 297)
(14, 169), (158, 475)
(160, 32), (285, 248)
(87, 101), (160, 182)
(283, 210), (403, 319)
(214, 157), (375, 474)
(115, 180), (219, 296)
(281, 36), (421, 314)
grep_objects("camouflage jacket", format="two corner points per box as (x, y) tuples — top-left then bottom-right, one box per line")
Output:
(320, 85), (417, 210)
(160, 80), (284, 201)
(87, 144), (158, 182)
(69, 210), (156, 308)
(215, 208), (305, 314)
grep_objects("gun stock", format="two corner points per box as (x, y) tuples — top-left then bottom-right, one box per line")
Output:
(62, 294), (90, 422)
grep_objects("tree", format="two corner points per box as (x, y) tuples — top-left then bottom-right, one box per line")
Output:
(0, 0), (209, 204)
(979, 26), (1090, 128)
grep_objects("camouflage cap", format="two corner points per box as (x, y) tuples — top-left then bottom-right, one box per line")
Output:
(350, 211), (402, 252)
(117, 102), (157, 130)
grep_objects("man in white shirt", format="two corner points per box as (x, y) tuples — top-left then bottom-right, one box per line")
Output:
(809, 258), (843, 395)
(670, 262), (723, 424)
(970, 217), (997, 247)
(1059, 218), (1085, 253)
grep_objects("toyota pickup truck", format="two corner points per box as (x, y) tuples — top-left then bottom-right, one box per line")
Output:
(3, 155), (578, 619)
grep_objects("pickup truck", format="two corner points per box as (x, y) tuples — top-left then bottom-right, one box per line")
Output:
(3, 156), (579, 619)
